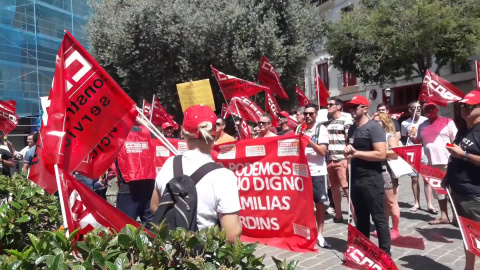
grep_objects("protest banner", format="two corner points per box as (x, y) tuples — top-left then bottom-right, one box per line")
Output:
(295, 85), (311, 107)
(117, 126), (156, 182)
(258, 55), (289, 100)
(212, 66), (269, 100)
(211, 134), (317, 252)
(419, 70), (465, 107)
(344, 224), (398, 270)
(391, 145), (422, 171)
(419, 164), (447, 195)
(176, 79), (216, 112)
(151, 138), (186, 173)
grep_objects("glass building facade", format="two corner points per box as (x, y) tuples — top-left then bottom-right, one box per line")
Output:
(0, 0), (91, 117)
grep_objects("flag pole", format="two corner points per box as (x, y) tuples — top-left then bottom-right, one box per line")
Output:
(135, 107), (179, 156)
(446, 189), (469, 249)
(53, 164), (69, 236)
(347, 162), (352, 225)
(150, 95), (154, 122)
(476, 60), (479, 90)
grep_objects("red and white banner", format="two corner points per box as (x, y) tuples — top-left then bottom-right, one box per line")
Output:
(117, 126), (156, 182)
(29, 31), (138, 194)
(211, 66), (269, 100)
(457, 215), (480, 258)
(151, 138), (186, 174)
(229, 96), (265, 123)
(212, 135), (317, 252)
(142, 100), (152, 119)
(258, 55), (289, 100)
(265, 91), (281, 127)
(315, 75), (329, 107)
(419, 164), (447, 195)
(391, 145), (422, 171)
(344, 224), (398, 270)
(420, 70), (465, 107)
(389, 112), (403, 120)
(0, 100), (19, 134)
(151, 96), (179, 129)
(295, 85), (311, 107)
(221, 103), (230, 119)
(237, 119), (253, 140)
(59, 168), (140, 235)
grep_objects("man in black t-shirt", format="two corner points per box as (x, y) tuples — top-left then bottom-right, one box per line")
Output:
(443, 91), (480, 270)
(345, 95), (391, 254)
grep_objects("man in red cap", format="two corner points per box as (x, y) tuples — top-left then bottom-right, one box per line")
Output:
(411, 101), (457, 225)
(151, 105), (242, 243)
(344, 95), (391, 254)
(443, 91), (480, 270)
(161, 122), (175, 138)
(277, 111), (293, 135)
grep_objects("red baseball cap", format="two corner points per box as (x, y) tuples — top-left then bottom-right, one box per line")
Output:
(459, 91), (480, 105)
(182, 105), (217, 138)
(346, 95), (369, 107)
(278, 111), (289, 118)
(161, 122), (173, 130)
(423, 101), (437, 108)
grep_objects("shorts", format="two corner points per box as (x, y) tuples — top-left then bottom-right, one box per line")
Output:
(312, 175), (328, 203)
(431, 164), (447, 200)
(451, 191), (480, 222)
(327, 159), (349, 188)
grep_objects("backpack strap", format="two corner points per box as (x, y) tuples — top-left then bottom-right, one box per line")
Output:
(190, 163), (223, 185)
(315, 123), (321, 139)
(173, 155), (183, 178)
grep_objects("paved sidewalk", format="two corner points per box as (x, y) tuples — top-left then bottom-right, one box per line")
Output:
(254, 176), (478, 269)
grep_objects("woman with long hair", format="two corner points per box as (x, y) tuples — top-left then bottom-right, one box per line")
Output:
(373, 113), (401, 240)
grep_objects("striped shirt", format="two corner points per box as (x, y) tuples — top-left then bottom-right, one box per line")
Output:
(324, 115), (353, 161)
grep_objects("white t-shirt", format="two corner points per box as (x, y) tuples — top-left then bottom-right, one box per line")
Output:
(417, 117), (457, 165)
(400, 116), (427, 145)
(155, 150), (240, 230)
(303, 123), (329, 176)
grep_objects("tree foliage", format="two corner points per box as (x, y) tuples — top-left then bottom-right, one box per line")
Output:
(86, 0), (324, 115)
(324, 0), (480, 85)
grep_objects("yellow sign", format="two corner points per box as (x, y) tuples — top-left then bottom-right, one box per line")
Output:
(176, 79), (216, 112)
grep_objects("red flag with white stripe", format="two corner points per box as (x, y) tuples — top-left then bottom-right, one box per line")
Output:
(212, 66), (269, 100)
(229, 96), (264, 123)
(391, 144), (422, 172)
(295, 85), (311, 107)
(419, 164), (447, 195)
(265, 91), (280, 127)
(419, 70), (465, 107)
(151, 96), (178, 129)
(258, 55), (289, 100)
(237, 119), (253, 140)
(0, 100), (19, 134)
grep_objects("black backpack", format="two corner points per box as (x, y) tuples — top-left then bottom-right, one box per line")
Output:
(152, 155), (222, 231)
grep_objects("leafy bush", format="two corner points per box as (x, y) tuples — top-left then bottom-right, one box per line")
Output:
(0, 174), (298, 269)
(0, 173), (62, 251)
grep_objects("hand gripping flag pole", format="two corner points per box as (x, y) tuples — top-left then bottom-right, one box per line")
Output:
(135, 107), (179, 156)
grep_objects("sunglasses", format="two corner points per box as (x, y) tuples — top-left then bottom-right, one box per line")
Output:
(258, 121), (271, 126)
(216, 122), (222, 126)
(327, 103), (337, 107)
(460, 103), (477, 109)
(409, 106), (421, 110)
(352, 105), (366, 111)
(303, 112), (315, 116)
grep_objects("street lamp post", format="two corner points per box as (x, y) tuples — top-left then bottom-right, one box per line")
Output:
(384, 87), (392, 106)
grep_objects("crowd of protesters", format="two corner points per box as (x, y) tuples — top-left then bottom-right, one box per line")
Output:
(2, 90), (479, 268)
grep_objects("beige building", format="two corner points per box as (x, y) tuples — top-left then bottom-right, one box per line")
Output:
(305, 0), (478, 125)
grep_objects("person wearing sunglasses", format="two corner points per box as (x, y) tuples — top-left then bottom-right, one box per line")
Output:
(257, 114), (277, 138)
(413, 102), (457, 226)
(215, 118), (235, 145)
(277, 111), (293, 135)
(295, 103), (330, 248)
(344, 95), (391, 255)
(443, 91), (480, 270)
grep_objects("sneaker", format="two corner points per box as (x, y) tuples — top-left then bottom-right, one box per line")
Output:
(390, 229), (400, 240)
(326, 207), (335, 215)
(317, 235), (331, 249)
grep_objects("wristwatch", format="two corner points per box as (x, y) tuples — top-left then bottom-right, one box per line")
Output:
(464, 151), (469, 161)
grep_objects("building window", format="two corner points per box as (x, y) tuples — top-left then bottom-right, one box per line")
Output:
(451, 60), (473, 74)
(387, 84), (422, 113)
(343, 71), (357, 87)
(316, 63), (329, 90)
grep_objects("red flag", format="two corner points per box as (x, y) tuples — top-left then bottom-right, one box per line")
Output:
(229, 96), (264, 123)
(391, 145), (422, 172)
(0, 100), (19, 134)
(389, 112), (403, 120)
(265, 91), (281, 127)
(211, 66), (269, 100)
(286, 116), (299, 130)
(221, 103), (230, 119)
(419, 70), (465, 107)
(29, 31), (138, 193)
(58, 168), (140, 235)
(344, 224), (398, 270)
(237, 119), (253, 140)
(295, 85), (311, 107)
(315, 76), (329, 107)
(151, 96), (178, 129)
(419, 164), (446, 195)
(142, 100), (152, 119)
(457, 215), (480, 258)
(476, 61), (480, 90)
(258, 55), (289, 100)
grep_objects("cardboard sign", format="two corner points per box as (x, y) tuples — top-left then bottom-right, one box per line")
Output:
(176, 79), (215, 112)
